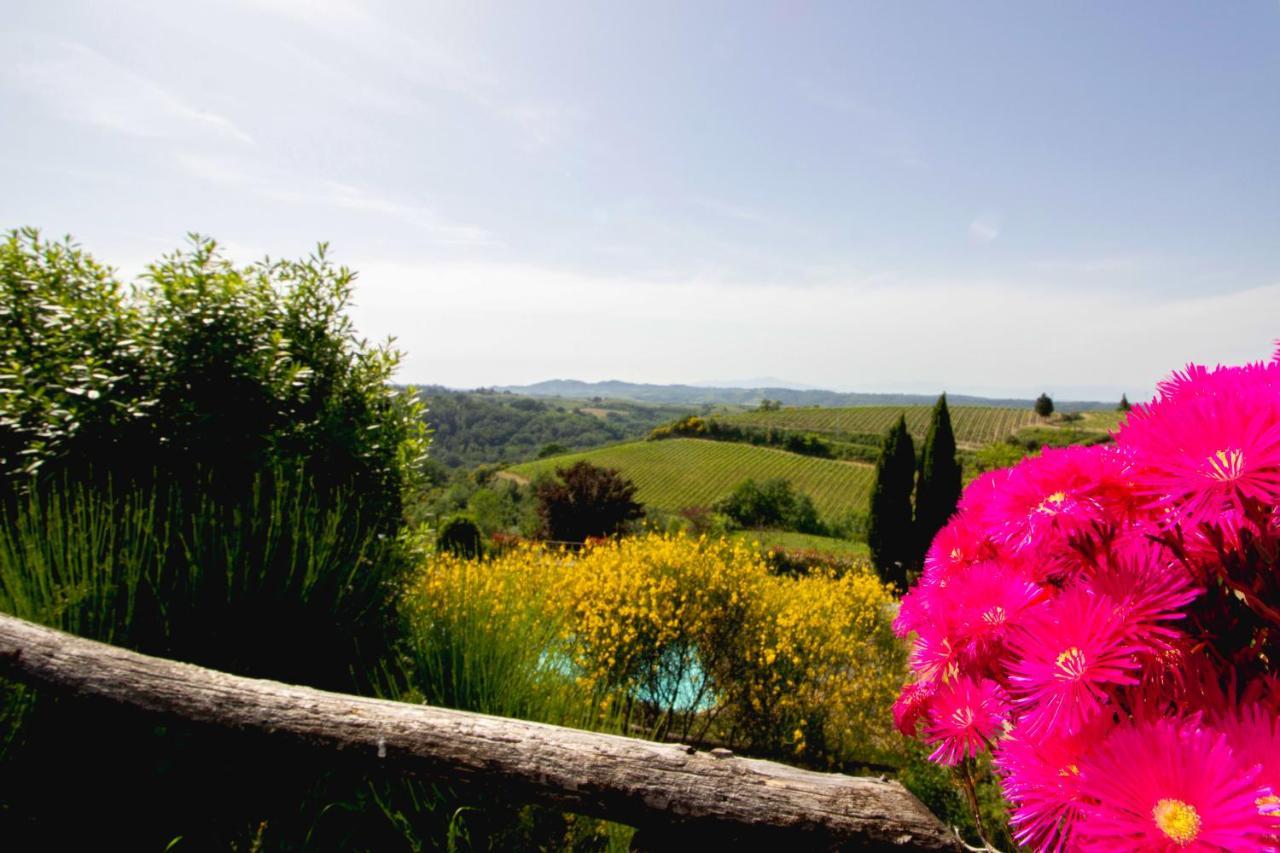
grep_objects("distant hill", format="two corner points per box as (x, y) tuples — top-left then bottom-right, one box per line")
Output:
(505, 438), (875, 521)
(498, 379), (1112, 412)
(416, 386), (693, 469)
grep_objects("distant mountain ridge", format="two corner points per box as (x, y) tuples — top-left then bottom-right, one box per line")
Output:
(496, 379), (1112, 412)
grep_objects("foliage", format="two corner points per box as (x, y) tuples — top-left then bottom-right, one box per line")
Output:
(914, 394), (961, 563)
(437, 515), (484, 558)
(0, 471), (407, 846)
(894, 350), (1280, 851)
(1033, 392), (1054, 417)
(535, 461), (644, 543)
(403, 535), (906, 767)
(0, 229), (426, 534)
(1118, 393), (1131, 412)
(509, 438), (875, 523)
(866, 416), (916, 591)
(716, 478), (824, 534)
(419, 386), (690, 469)
(649, 415), (833, 459)
(973, 441), (1030, 474)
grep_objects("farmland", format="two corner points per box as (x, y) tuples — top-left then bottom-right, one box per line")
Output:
(720, 405), (1044, 447)
(731, 529), (871, 557)
(506, 438), (875, 519)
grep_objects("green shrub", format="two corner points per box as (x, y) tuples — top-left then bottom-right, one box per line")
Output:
(437, 515), (484, 558)
(717, 478), (825, 534)
(0, 229), (427, 532)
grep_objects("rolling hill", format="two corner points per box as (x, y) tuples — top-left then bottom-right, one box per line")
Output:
(720, 405), (1038, 448)
(499, 379), (1114, 411)
(719, 405), (1124, 449)
(505, 438), (875, 520)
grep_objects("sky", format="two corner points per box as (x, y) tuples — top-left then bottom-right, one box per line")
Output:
(3, 1), (1280, 401)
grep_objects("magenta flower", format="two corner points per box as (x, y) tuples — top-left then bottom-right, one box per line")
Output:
(1118, 363), (1280, 532)
(1075, 717), (1279, 851)
(1218, 703), (1280, 816)
(893, 680), (935, 737)
(967, 447), (1117, 574)
(1079, 534), (1200, 648)
(946, 560), (1048, 667)
(1007, 587), (1145, 735)
(997, 718), (1111, 852)
(923, 676), (1009, 766)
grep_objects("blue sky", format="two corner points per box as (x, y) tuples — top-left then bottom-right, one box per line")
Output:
(3, 1), (1279, 400)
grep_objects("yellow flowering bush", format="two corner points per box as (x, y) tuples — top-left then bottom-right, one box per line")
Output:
(401, 534), (906, 768)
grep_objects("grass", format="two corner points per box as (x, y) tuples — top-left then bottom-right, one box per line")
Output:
(730, 530), (870, 557)
(0, 475), (636, 850)
(507, 438), (875, 519)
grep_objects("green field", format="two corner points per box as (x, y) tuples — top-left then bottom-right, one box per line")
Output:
(506, 438), (874, 518)
(720, 405), (1080, 447)
(731, 529), (871, 557)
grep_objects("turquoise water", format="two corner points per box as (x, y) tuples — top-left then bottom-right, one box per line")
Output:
(540, 645), (716, 713)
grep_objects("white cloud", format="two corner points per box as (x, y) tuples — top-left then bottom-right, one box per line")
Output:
(175, 153), (496, 247)
(239, 0), (579, 150)
(1, 34), (251, 143)
(968, 215), (1000, 243)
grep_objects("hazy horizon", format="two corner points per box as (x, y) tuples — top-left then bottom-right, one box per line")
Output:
(5, 1), (1280, 400)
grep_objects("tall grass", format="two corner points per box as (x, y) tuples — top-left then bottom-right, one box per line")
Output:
(398, 553), (635, 850)
(0, 469), (411, 848)
(0, 474), (636, 849)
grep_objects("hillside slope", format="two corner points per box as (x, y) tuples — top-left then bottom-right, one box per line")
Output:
(720, 405), (1041, 448)
(506, 438), (874, 519)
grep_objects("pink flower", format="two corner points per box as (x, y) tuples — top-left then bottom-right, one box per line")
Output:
(1218, 703), (1280, 815)
(1074, 717), (1280, 851)
(923, 676), (1009, 766)
(966, 447), (1120, 576)
(943, 560), (1048, 667)
(922, 510), (995, 579)
(893, 680), (935, 736)
(1007, 587), (1146, 736)
(997, 717), (1111, 852)
(1078, 534), (1200, 648)
(1117, 362), (1280, 532)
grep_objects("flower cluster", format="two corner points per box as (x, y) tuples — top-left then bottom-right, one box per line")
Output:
(895, 346), (1280, 851)
(405, 534), (905, 765)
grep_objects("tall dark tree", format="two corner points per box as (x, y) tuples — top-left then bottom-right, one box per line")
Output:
(1118, 393), (1131, 412)
(867, 415), (915, 592)
(1034, 392), (1054, 418)
(535, 460), (644, 543)
(915, 393), (962, 564)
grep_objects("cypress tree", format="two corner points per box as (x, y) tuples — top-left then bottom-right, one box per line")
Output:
(867, 414), (915, 592)
(915, 393), (962, 564)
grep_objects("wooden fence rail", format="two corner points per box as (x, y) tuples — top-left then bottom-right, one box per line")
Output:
(0, 612), (960, 850)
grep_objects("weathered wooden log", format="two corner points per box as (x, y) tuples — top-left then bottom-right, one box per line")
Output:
(0, 612), (960, 850)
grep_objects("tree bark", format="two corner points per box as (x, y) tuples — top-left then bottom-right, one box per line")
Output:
(0, 612), (960, 850)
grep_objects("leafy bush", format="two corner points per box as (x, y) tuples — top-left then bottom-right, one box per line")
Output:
(535, 461), (644, 543)
(0, 228), (427, 532)
(717, 478), (824, 534)
(437, 515), (484, 558)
